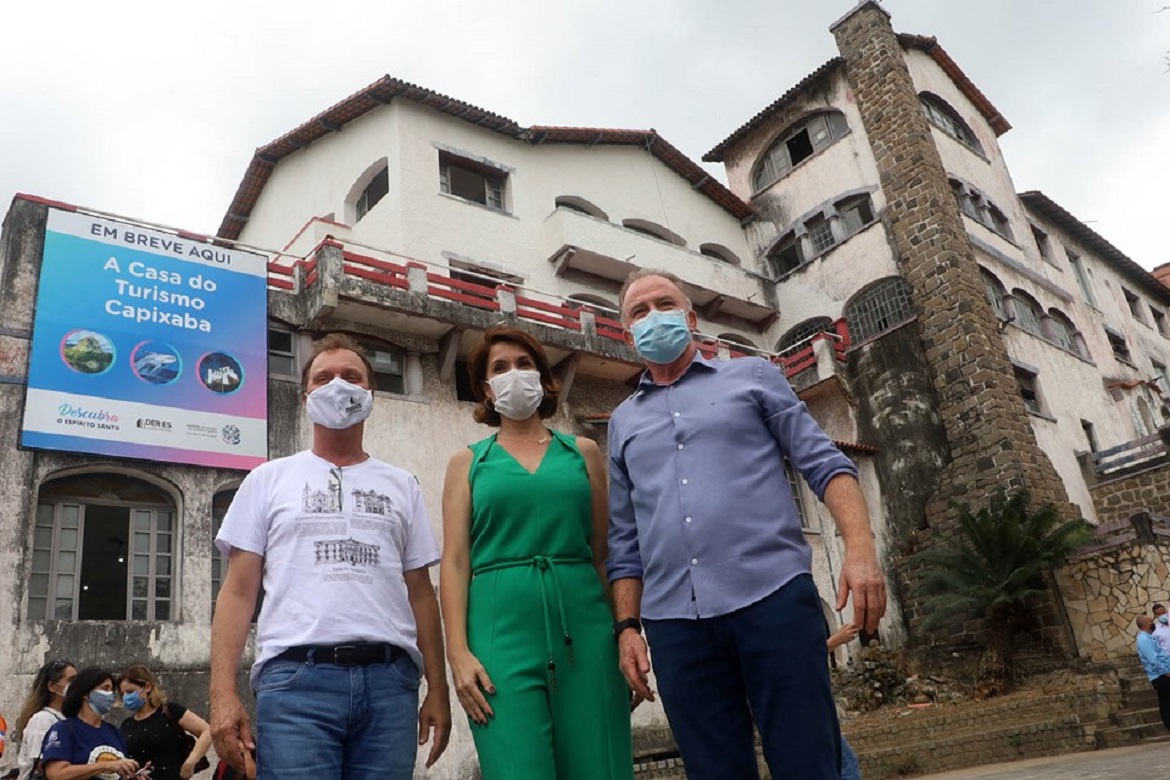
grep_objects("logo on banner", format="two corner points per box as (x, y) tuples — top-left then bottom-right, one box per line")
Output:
(221, 424), (241, 445)
(136, 418), (173, 431)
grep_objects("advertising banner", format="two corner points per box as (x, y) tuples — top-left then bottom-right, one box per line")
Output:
(20, 209), (269, 469)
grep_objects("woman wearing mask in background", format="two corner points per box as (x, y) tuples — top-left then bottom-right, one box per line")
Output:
(440, 326), (633, 779)
(39, 667), (140, 780)
(118, 666), (211, 780)
(14, 659), (76, 780)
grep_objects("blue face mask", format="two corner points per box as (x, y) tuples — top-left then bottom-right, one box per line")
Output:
(631, 310), (692, 364)
(1159, 615), (1168, 626)
(122, 690), (146, 712)
(88, 689), (116, 716)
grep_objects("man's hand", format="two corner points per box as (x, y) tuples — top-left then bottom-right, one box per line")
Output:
(837, 551), (887, 634)
(418, 685), (451, 768)
(210, 690), (254, 773)
(618, 631), (654, 704)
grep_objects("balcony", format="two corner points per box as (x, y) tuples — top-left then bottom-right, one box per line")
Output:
(541, 207), (775, 325)
(266, 235), (849, 390)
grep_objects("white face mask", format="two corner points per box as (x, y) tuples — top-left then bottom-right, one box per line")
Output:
(487, 369), (544, 421)
(306, 377), (374, 429)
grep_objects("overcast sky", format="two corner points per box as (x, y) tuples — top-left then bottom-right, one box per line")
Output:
(2, 1), (1167, 269)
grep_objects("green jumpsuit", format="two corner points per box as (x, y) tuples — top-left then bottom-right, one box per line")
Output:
(466, 431), (633, 779)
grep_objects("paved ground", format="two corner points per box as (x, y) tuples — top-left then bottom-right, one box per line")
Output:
(914, 743), (1169, 779)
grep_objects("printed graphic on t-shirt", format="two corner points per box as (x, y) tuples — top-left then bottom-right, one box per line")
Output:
(352, 487), (393, 514)
(315, 538), (381, 566)
(88, 745), (128, 780)
(302, 476), (342, 513)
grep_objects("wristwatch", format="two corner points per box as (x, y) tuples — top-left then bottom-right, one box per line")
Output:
(612, 617), (642, 642)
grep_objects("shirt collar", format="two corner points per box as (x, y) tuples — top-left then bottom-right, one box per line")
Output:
(634, 350), (719, 392)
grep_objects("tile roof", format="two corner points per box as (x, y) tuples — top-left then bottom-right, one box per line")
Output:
(702, 59), (844, 163)
(1019, 190), (1170, 305)
(217, 77), (751, 240)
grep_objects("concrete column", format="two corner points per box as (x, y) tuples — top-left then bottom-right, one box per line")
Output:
(404, 352), (424, 396)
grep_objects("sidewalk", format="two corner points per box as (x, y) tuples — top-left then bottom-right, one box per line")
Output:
(914, 743), (1168, 779)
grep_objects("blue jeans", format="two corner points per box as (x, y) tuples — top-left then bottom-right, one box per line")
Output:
(841, 735), (861, 780)
(644, 574), (841, 779)
(255, 653), (420, 780)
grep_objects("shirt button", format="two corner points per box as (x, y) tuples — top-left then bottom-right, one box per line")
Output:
(685, 517), (692, 524)
(691, 558), (699, 565)
(677, 443), (684, 450)
(674, 412), (681, 418)
(681, 478), (688, 485)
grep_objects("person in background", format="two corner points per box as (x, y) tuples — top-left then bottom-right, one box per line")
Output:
(13, 659), (77, 780)
(1136, 615), (1170, 733)
(827, 624), (863, 780)
(117, 665), (211, 780)
(39, 667), (140, 779)
(440, 326), (633, 779)
(1152, 604), (1170, 655)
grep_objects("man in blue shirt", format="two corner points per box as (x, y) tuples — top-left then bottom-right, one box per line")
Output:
(607, 269), (887, 779)
(1135, 615), (1170, 732)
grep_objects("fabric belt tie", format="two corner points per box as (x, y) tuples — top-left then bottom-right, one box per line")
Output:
(473, 554), (588, 690)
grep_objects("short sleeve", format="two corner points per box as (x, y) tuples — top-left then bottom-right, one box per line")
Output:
(38, 721), (74, 767)
(402, 476), (440, 572)
(215, 467), (270, 558)
(166, 701), (189, 722)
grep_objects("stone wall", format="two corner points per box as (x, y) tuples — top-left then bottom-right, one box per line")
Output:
(830, 1), (1077, 651)
(1090, 464), (1170, 526)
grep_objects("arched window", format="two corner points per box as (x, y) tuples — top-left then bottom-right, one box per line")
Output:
(555, 196), (608, 221)
(1011, 290), (1044, 337)
(981, 269), (1007, 321)
(845, 277), (915, 344)
(767, 231), (803, 278)
(1045, 309), (1076, 352)
(566, 293), (619, 316)
(30, 473), (177, 621)
(351, 163), (389, 223)
(920, 93), (983, 154)
(777, 317), (834, 353)
(985, 203), (1013, 241)
(752, 111), (850, 193)
(717, 333), (758, 350)
(699, 243), (741, 266)
(622, 219), (686, 247)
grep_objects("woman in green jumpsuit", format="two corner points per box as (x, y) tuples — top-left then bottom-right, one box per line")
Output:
(440, 326), (633, 780)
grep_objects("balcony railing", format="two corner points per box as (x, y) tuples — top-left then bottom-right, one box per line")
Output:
(266, 237), (850, 383)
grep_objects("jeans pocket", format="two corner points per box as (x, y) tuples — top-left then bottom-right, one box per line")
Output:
(385, 657), (422, 691)
(256, 659), (308, 693)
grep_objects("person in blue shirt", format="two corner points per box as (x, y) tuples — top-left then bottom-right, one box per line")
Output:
(39, 667), (140, 780)
(1135, 615), (1170, 732)
(607, 269), (887, 780)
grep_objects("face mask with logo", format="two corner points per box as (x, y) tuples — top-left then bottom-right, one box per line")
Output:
(631, 309), (692, 364)
(487, 369), (545, 421)
(88, 689), (116, 716)
(122, 690), (146, 712)
(306, 377), (373, 429)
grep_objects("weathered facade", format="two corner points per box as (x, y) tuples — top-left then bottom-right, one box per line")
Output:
(3, 2), (1170, 777)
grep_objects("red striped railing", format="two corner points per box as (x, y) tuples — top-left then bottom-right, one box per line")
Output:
(343, 250), (409, 290)
(515, 295), (582, 331)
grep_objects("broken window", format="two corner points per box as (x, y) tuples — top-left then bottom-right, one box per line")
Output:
(1123, 288), (1146, 323)
(837, 195), (875, 237)
(1106, 328), (1133, 364)
(752, 112), (850, 193)
(30, 475), (176, 621)
(845, 276), (915, 344)
(355, 167), (389, 222)
(1030, 224), (1052, 262)
(1013, 366), (1043, 416)
(985, 204), (1013, 241)
(807, 216), (835, 255)
(439, 153), (506, 211)
(981, 271), (1006, 321)
(768, 232), (804, 277)
(1153, 308), (1170, 338)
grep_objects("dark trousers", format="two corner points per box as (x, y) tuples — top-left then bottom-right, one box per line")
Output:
(1153, 675), (1170, 731)
(644, 574), (841, 780)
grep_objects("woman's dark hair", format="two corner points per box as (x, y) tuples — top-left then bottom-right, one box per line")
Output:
(467, 326), (560, 426)
(62, 667), (113, 718)
(16, 658), (74, 733)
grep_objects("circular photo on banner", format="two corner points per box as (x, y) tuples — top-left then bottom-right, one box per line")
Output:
(60, 329), (116, 374)
(130, 340), (182, 385)
(198, 352), (245, 395)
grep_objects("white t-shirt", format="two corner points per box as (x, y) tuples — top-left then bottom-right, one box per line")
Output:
(17, 708), (63, 780)
(215, 450), (440, 686)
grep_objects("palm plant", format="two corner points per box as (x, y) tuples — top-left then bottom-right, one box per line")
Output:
(911, 490), (1093, 696)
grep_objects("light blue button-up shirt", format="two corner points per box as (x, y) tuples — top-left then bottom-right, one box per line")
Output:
(606, 354), (858, 620)
(1137, 630), (1170, 681)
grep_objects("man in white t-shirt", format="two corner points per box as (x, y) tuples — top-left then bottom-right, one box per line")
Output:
(210, 333), (450, 780)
